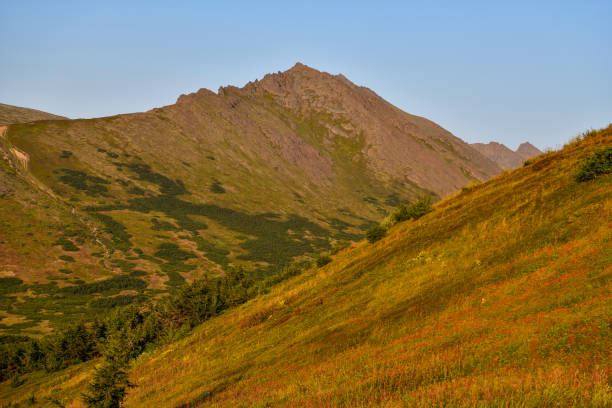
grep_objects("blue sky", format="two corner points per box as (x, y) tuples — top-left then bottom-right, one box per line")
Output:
(1, 1), (610, 150)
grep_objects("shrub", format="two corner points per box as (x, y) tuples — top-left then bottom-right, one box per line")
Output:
(406, 195), (432, 220)
(120, 162), (187, 196)
(9, 374), (24, 388)
(315, 254), (332, 267)
(60, 276), (147, 295)
(576, 147), (612, 182)
(53, 238), (79, 252)
(89, 213), (132, 251)
(154, 242), (195, 262)
(210, 180), (226, 194)
(127, 186), (145, 195)
(366, 225), (387, 243)
(90, 295), (144, 309)
(58, 168), (109, 197)
(391, 195), (433, 224)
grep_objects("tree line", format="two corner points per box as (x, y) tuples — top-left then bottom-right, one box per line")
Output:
(1, 264), (305, 406)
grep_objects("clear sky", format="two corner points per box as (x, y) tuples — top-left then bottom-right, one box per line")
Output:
(1, 1), (610, 150)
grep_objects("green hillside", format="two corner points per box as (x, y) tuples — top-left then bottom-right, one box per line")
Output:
(2, 126), (609, 407)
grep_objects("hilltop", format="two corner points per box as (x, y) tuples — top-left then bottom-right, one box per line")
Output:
(2, 125), (609, 406)
(471, 141), (543, 169)
(0, 64), (503, 335)
(0, 103), (66, 126)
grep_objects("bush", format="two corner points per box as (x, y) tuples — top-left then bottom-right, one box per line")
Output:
(90, 295), (144, 309)
(388, 195), (433, 226)
(89, 213), (132, 251)
(0, 278), (25, 294)
(53, 238), (79, 252)
(315, 254), (332, 267)
(576, 147), (612, 182)
(58, 168), (109, 197)
(154, 242), (195, 262)
(61, 276), (147, 295)
(210, 180), (226, 194)
(366, 225), (387, 243)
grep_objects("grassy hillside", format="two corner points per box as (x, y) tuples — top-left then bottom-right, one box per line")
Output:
(2, 126), (609, 407)
(0, 64), (501, 335)
(0, 104), (66, 126)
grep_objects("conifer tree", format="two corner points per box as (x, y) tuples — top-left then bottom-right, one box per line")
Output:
(83, 331), (132, 408)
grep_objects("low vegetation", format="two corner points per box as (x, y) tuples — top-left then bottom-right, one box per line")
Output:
(366, 195), (434, 243)
(0, 259), (315, 403)
(365, 224), (386, 243)
(576, 146), (612, 181)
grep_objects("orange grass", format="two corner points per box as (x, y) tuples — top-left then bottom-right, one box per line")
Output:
(2, 126), (611, 407)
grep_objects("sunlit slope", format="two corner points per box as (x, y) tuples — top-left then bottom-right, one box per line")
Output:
(126, 127), (611, 407)
(2, 126), (611, 406)
(0, 103), (66, 126)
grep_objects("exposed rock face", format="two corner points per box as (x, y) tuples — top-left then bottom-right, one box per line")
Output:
(471, 140), (542, 169)
(0, 103), (66, 126)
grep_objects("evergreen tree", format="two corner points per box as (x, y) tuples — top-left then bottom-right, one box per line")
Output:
(83, 331), (132, 408)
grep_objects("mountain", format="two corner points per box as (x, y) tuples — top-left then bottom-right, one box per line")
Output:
(0, 103), (66, 126)
(0, 63), (501, 335)
(471, 141), (542, 169)
(2, 125), (609, 406)
(516, 141), (543, 160)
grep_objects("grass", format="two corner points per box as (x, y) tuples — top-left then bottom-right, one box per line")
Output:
(2, 126), (610, 406)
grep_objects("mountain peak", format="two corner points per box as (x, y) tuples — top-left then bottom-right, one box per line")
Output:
(516, 142), (542, 159)
(287, 61), (315, 72)
(470, 140), (542, 169)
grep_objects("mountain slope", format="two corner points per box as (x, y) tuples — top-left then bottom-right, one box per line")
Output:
(516, 141), (543, 160)
(0, 103), (66, 126)
(0, 64), (501, 334)
(3, 125), (610, 406)
(471, 141), (543, 169)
